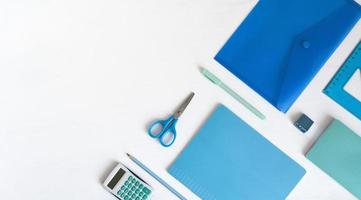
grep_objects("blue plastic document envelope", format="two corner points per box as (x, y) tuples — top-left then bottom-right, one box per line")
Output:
(307, 119), (361, 199)
(215, 0), (361, 112)
(168, 105), (305, 200)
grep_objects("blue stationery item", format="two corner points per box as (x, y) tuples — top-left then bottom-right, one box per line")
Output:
(126, 154), (186, 200)
(323, 41), (361, 120)
(148, 92), (194, 147)
(200, 67), (266, 120)
(306, 119), (361, 199)
(168, 104), (306, 200)
(294, 113), (314, 133)
(215, 0), (361, 112)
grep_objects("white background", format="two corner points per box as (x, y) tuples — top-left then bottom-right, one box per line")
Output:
(0, 0), (360, 199)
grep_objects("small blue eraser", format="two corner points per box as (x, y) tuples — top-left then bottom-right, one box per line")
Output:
(294, 114), (314, 133)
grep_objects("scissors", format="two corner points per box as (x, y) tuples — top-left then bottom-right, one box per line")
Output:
(148, 92), (195, 147)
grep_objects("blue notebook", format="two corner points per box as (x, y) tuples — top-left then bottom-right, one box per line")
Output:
(168, 105), (305, 200)
(306, 119), (361, 199)
(215, 0), (361, 112)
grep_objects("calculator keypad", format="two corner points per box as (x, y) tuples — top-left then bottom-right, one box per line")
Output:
(117, 176), (151, 200)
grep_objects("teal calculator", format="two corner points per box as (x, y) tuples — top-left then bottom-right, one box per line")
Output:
(103, 163), (153, 200)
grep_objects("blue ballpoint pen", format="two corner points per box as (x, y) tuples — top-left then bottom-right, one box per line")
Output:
(127, 153), (187, 200)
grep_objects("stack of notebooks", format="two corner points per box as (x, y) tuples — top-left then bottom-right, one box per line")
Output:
(167, 106), (361, 199)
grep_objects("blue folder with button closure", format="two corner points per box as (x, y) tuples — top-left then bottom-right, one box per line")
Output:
(215, 0), (361, 112)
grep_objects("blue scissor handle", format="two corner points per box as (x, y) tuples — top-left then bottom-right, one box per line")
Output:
(148, 115), (177, 147)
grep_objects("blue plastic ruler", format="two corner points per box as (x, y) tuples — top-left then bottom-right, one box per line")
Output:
(323, 41), (361, 120)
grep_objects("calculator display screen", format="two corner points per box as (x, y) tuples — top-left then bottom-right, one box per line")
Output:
(107, 168), (126, 189)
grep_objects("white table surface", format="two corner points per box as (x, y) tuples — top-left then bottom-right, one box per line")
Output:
(0, 0), (360, 199)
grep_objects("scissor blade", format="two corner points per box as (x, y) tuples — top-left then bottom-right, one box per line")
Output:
(173, 92), (195, 119)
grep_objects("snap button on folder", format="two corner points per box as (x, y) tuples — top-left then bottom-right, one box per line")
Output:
(302, 40), (311, 49)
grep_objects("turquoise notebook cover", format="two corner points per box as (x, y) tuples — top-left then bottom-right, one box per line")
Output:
(168, 105), (305, 200)
(307, 119), (361, 199)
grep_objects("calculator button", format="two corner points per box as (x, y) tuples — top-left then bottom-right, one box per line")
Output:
(128, 191), (132, 196)
(142, 188), (151, 194)
(136, 197), (140, 200)
(121, 186), (126, 190)
(142, 195), (148, 200)
(135, 189), (140, 194)
(128, 176), (133, 181)
(139, 192), (144, 196)
(117, 190), (122, 195)
(135, 181), (140, 186)
(131, 194), (136, 199)
(139, 184), (144, 189)
(131, 186), (136, 191)
(131, 179), (136, 183)
(124, 188), (129, 193)
(125, 181), (130, 185)
(121, 193), (126, 198)
(124, 196), (129, 200)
